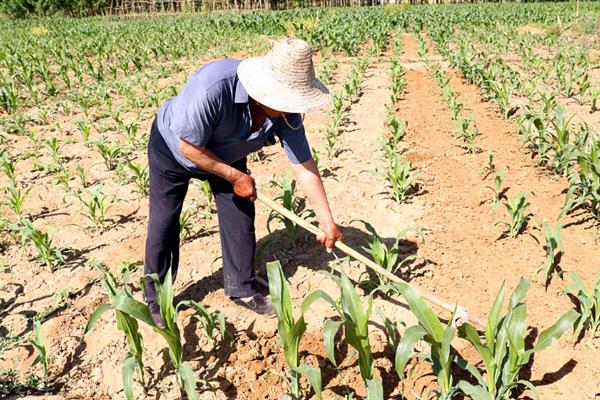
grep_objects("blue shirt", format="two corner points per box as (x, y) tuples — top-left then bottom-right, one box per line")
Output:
(156, 59), (312, 172)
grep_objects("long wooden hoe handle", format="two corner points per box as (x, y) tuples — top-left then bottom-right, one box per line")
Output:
(257, 192), (485, 330)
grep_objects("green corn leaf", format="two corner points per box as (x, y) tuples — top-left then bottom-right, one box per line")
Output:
(111, 294), (156, 327)
(531, 309), (578, 353)
(392, 282), (444, 342)
(177, 362), (198, 400)
(301, 289), (337, 314)
(486, 281), (506, 346)
(85, 303), (113, 334)
(122, 353), (137, 400)
(365, 375), (383, 400)
(508, 278), (530, 309)
(457, 380), (492, 400)
(293, 364), (322, 400)
(395, 324), (427, 379)
(323, 319), (343, 367)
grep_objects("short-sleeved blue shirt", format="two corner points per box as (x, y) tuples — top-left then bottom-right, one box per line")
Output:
(156, 59), (312, 173)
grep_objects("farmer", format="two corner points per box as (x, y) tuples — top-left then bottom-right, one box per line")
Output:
(145, 37), (343, 327)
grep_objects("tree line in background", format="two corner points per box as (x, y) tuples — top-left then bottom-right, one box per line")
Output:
(0, 0), (557, 18)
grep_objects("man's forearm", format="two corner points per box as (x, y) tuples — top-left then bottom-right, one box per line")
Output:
(179, 139), (243, 183)
(291, 159), (335, 228)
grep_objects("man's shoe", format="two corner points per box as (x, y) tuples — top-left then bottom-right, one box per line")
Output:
(232, 294), (276, 318)
(149, 302), (167, 329)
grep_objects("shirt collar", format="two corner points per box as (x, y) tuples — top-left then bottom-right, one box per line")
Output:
(234, 75), (248, 104)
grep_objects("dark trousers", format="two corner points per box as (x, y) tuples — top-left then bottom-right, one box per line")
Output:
(144, 120), (256, 305)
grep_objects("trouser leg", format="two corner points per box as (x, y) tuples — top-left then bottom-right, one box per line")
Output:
(144, 122), (190, 305)
(208, 159), (256, 298)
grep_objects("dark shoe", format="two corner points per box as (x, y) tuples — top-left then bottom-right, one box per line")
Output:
(149, 302), (166, 329)
(232, 294), (276, 318)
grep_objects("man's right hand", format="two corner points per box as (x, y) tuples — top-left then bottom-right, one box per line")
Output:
(232, 173), (257, 201)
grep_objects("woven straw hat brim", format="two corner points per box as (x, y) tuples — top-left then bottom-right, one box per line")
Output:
(238, 57), (331, 114)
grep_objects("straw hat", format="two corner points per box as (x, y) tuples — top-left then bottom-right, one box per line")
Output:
(237, 37), (331, 113)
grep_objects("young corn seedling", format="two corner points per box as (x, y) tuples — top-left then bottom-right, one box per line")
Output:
(480, 149), (496, 179)
(94, 138), (124, 171)
(178, 300), (225, 349)
(376, 308), (404, 351)
(127, 161), (149, 197)
(99, 269), (205, 399)
(75, 119), (92, 146)
(85, 265), (145, 400)
(72, 186), (118, 230)
(381, 118), (406, 160)
(267, 261), (323, 400)
(52, 164), (72, 192)
(16, 219), (64, 269)
(75, 163), (89, 188)
(590, 89), (599, 113)
(180, 201), (201, 242)
(4, 185), (31, 222)
(267, 170), (314, 245)
(30, 319), (49, 380)
(377, 155), (419, 203)
(321, 272), (383, 400)
(352, 220), (418, 294)
(456, 278), (578, 400)
(496, 192), (532, 238)
(564, 271), (600, 338)
(560, 139), (600, 221)
(485, 167), (507, 209)
(537, 222), (563, 289)
(1, 150), (17, 184)
(392, 282), (460, 400)
(198, 180), (214, 218)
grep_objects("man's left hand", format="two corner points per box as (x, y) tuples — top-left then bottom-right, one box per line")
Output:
(317, 222), (344, 253)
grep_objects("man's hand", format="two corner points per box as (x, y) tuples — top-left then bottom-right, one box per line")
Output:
(317, 222), (344, 253)
(232, 173), (257, 201)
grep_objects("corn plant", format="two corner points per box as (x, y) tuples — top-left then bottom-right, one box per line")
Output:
(560, 140), (600, 221)
(376, 155), (418, 203)
(454, 114), (480, 154)
(30, 319), (49, 379)
(180, 201), (200, 241)
(85, 265), (145, 400)
(352, 220), (418, 294)
(485, 167), (507, 209)
(381, 118), (406, 161)
(392, 282), (459, 400)
(0, 150), (17, 184)
(16, 219), (64, 269)
(590, 89), (599, 113)
(52, 164), (71, 192)
(267, 170), (314, 245)
(4, 185), (31, 222)
(75, 119), (92, 146)
(480, 149), (496, 179)
(537, 222), (563, 289)
(72, 186), (118, 230)
(198, 180), (214, 218)
(75, 163), (89, 188)
(456, 278), (578, 400)
(95, 269), (202, 399)
(267, 261), (322, 400)
(127, 161), (149, 197)
(94, 138), (124, 171)
(376, 308), (404, 351)
(178, 300), (225, 349)
(496, 192), (532, 238)
(321, 272), (383, 400)
(564, 271), (600, 338)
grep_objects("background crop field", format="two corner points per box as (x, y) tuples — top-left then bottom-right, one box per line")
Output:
(1, 2), (600, 399)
